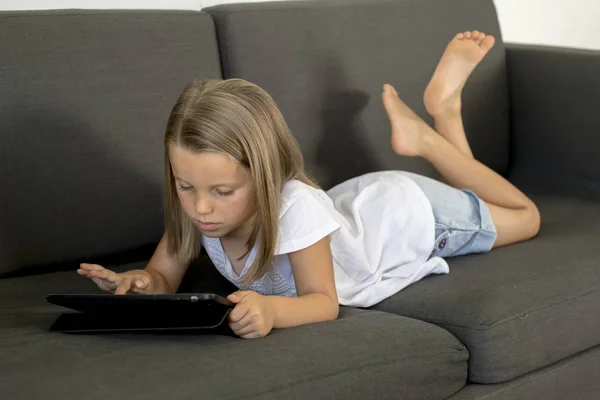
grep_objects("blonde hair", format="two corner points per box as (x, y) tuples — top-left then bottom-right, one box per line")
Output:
(164, 79), (318, 285)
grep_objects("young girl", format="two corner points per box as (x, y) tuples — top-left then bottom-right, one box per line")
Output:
(78, 31), (540, 339)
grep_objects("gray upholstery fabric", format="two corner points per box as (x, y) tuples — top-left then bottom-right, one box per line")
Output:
(3, 3), (600, 399)
(205, 0), (510, 189)
(0, 11), (222, 275)
(372, 194), (600, 384)
(0, 264), (468, 400)
(506, 44), (600, 200)
(449, 345), (600, 400)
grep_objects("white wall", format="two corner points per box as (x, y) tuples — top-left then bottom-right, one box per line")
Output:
(494, 0), (600, 50)
(1, 0), (599, 50)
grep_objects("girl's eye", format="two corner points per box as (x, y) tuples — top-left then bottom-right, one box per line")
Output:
(216, 190), (234, 197)
(178, 185), (193, 192)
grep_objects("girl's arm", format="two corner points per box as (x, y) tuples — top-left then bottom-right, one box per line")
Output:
(144, 232), (191, 294)
(270, 236), (339, 328)
(226, 236), (338, 338)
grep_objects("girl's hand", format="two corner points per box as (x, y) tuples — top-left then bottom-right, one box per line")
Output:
(227, 291), (275, 339)
(77, 263), (153, 295)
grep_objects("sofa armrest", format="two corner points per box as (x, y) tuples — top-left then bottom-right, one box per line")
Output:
(506, 43), (600, 199)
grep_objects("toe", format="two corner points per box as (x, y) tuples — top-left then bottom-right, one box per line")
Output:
(381, 91), (397, 120)
(384, 83), (398, 97)
(455, 32), (465, 40)
(464, 31), (472, 39)
(481, 35), (496, 51)
(472, 30), (481, 40)
(476, 33), (486, 45)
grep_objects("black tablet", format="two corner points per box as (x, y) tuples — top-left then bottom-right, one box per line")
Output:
(46, 293), (234, 333)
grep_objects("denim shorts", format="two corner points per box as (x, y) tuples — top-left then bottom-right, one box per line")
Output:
(401, 172), (498, 258)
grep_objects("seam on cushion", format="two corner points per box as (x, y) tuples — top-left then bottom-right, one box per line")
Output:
(235, 350), (467, 400)
(409, 287), (600, 330)
(210, 13), (231, 79)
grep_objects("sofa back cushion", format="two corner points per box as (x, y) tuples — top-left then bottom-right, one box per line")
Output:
(206, 0), (510, 188)
(0, 10), (222, 275)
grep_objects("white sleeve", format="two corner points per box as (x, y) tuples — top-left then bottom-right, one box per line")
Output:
(275, 187), (341, 255)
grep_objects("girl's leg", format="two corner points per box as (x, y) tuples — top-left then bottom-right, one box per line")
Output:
(423, 31), (496, 159)
(382, 84), (540, 248)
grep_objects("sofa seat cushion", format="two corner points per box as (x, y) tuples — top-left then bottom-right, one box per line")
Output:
(372, 194), (600, 384)
(1, 262), (468, 400)
(448, 345), (600, 400)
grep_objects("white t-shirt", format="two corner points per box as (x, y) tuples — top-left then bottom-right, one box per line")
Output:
(202, 171), (449, 307)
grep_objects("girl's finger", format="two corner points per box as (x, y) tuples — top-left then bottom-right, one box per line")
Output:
(135, 277), (150, 289)
(80, 263), (105, 271)
(130, 278), (149, 293)
(129, 286), (143, 294)
(92, 278), (117, 292)
(229, 312), (253, 332)
(78, 264), (105, 277)
(92, 269), (119, 283)
(107, 270), (120, 283)
(115, 278), (132, 295)
(233, 322), (255, 337)
(88, 269), (104, 279)
(228, 303), (250, 323)
(239, 331), (261, 340)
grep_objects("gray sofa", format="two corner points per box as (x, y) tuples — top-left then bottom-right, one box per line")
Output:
(1, 0), (599, 399)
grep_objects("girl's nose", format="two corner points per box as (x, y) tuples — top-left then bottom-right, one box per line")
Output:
(195, 195), (214, 215)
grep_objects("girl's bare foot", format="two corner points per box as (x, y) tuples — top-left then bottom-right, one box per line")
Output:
(424, 31), (496, 117)
(382, 83), (434, 158)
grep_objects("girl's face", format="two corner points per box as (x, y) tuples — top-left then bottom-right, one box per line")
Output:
(169, 146), (256, 239)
